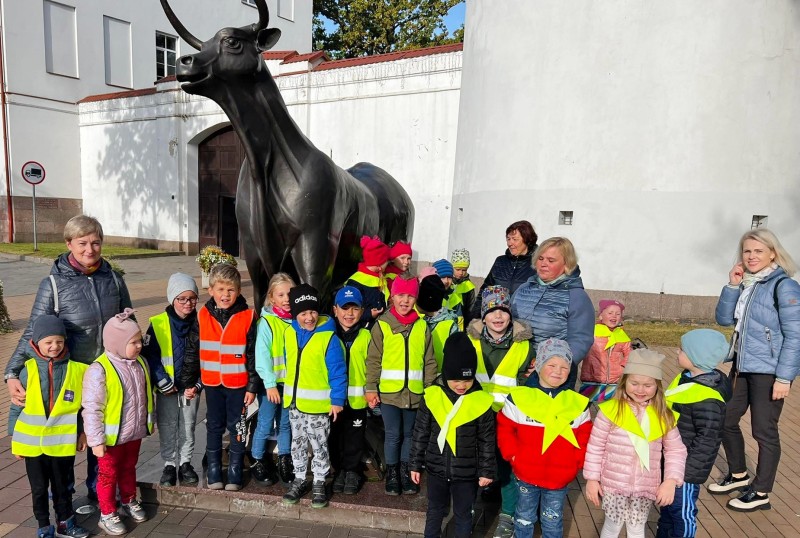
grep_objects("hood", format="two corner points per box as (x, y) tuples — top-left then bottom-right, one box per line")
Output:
(425, 307), (458, 325)
(291, 315), (336, 338)
(503, 248), (534, 264)
(528, 265), (586, 290)
(681, 368), (732, 402)
(467, 318), (532, 342)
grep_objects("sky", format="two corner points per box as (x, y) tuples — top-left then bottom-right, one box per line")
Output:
(444, 2), (466, 33)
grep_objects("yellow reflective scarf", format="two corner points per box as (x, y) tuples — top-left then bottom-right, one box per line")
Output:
(594, 324), (631, 350)
(509, 387), (589, 454)
(598, 400), (668, 470)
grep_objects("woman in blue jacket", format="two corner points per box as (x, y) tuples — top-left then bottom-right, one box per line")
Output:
(708, 229), (800, 512)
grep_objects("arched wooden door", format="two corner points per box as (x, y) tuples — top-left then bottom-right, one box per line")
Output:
(198, 126), (245, 256)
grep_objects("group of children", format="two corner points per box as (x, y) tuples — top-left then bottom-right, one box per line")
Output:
(10, 236), (733, 538)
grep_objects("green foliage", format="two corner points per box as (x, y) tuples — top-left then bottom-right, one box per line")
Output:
(313, 0), (464, 59)
(624, 321), (734, 348)
(0, 280), (12, 334)
(196, 246), (238, 273)
(0, 243), (162, 259)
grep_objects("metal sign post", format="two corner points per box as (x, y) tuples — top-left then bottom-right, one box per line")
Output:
(21, 161), (46, 251)
(32, 184), (37, 250)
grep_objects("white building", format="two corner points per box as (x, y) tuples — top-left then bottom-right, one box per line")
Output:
(0, 0), (311, 242)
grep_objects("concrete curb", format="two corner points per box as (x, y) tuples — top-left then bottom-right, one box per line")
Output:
(0, 251), (181, 264)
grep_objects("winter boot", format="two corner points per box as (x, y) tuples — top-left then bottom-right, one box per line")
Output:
(311, 480), (328, 508)
(282, 478), (311, 504)
(278, 454), (295, 483)
(384, 464), (401, 496)
(332, 470), (346, 493)
(400, 462), (419, 494)
(178, 462), (199, 486)
(251, 457), (279, 486)
(343, 471), (361, 495)
(225, 447), (245, 491)
(206, 449), (223, 490)
(159, 465), (177, 487)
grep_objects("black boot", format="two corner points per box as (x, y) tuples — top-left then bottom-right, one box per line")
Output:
(225, 447), (244, 491)
(343, 471), (361, 495)
(400, 462), (418, 494)
(178, 462), (199, 486)
(159, 465), (177, 487)
(384, 464), (401, 496)
(278, 454), (295, 483)
(311, 480), (328, 508)
(251, 457), (279, 486)
(206, 450), (223, 490)
(332, 470), (346, 493)
(282, 478), (310, 504)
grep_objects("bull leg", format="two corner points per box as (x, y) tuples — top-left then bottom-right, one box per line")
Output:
(291, 233), (337, 309)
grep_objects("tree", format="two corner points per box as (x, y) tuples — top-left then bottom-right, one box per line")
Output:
(313, 0), (464, 59)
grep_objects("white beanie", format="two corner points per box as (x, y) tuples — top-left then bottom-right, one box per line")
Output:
(167, 272), (199, 304)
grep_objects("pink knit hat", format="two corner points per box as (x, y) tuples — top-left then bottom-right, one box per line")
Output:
(389, 241), (412, 260)
(360, 236), (390, 267)
(102, 308), (141, 358)
(598, 299), (625, 314)
(391, 276), (419, 298)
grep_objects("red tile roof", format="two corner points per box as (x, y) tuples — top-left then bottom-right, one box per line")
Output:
(78, 87), (157, 104)
(314, 43), (463, 71)
(283, 51), (329, 64)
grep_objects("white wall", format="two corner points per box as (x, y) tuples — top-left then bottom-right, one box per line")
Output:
(450, 0), (800, 296)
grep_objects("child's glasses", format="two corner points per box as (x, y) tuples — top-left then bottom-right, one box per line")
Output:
(175, 297), (199, 305)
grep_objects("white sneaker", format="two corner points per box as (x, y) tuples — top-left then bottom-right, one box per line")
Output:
(119, 500), (148, 522)
(98, 513), (126, 536)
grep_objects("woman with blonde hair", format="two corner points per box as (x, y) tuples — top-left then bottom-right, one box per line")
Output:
(708, 228), (800, 512)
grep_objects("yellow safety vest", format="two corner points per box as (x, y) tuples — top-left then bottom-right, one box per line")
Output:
(454, 279), (475, 297)
(378, 318), (428, 395)
(12, 359), (88, 457)
(95, 354), (154, 446)
(444, 292), (465, 331)
(508, 386), (589, 453)
(348, 271), (390, 303)
(347, 329), (371, 409)
(431, 319), (457, 372)
(283, 317), (337, 414)
(665, 374), (725, 421)
(150, 312), (174, 380)
(470, 335), (530, 410)
(424, 384), (493, 454)
(260, 313), (291, 383)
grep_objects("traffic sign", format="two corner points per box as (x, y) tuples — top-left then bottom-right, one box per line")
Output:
(21, 161), (46, 185)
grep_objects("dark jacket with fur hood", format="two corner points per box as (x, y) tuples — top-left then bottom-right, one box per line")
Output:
(467, 319), (536, 382)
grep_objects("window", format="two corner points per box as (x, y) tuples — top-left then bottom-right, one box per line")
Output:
(103, 16), (132, 88)
(751, 215), (768, 229)
(278, 0), (294, 21)
(43, 1), (78, 78)
(242, 0), (256, 6)
(559, 211), (573, 226)
(156, 32), (177, 80)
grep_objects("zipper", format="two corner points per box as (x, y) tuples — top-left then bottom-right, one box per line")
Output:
(765, 328), (774, 358)
(292, 344), (303, 409)
(403, 330), (410, 392)
(736, 282), (759, 371)
(605, 346), (612, 384)
(88, 275), (104, 351)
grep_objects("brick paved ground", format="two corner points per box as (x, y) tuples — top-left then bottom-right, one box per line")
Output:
(0, 256), (799, 536)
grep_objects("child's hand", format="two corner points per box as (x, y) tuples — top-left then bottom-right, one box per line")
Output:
(478, 477), (493, 487)
(92, 444), (107, 458)
(244, 392), (256, 406)
(77, 433), (87, 452)
(266, 387), (281, 404)
(655, 479), (677, 507)
(14, 455), (23, 460)
(330, 405), (343, 422)
(729, 263), (744, 286)
(410, 471), (421, 485)
(184, 387), (197, 400)
(7, 379), (26, 406)
(585, 479), (603, 508)
(366, 392), (380, 408)
(370, 307), (384, 319)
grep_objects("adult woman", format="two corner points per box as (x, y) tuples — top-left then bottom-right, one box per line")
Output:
(708, 229), (800, 512)
(4, 215), (132, 500)
(509, 237), (594, 387)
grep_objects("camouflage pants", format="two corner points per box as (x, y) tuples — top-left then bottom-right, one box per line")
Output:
(288, 408), (331, 482)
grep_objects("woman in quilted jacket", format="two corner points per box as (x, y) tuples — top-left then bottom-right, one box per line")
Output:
(583, 350), (686, 538)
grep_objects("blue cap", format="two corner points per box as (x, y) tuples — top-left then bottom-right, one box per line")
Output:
(335, 286), (363, 307)
(432, 259), (454, 278)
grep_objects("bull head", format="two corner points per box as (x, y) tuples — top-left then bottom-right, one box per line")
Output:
(160, 0), (282, 95)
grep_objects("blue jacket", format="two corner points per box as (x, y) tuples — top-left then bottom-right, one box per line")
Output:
(509, 267), (594, 364)
(289, 316), (348, 407)
(715, 268), (800, 382)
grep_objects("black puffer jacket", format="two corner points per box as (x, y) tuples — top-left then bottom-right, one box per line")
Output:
(671, 369), (732, 484)
(409, 376), (496, 481)
(7, 254), (131, 372)
(472, 248), (536, 320)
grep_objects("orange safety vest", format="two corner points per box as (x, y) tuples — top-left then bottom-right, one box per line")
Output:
(198, 306), (253, 389)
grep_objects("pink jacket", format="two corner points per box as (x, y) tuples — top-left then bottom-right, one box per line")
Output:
(82, 353), (150, 447)
(580, 334), (632, 384)
(583, 402), (686, 500)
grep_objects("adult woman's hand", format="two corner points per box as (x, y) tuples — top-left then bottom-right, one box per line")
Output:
(728, 263), (744, 286)
(772, 381), (790, 400)
(7, 378), (26, 406)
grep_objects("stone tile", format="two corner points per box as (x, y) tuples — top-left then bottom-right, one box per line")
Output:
(310, 524), (333, 537)
(327, 527), (350, 538)
(187, 527), (220, 538)
(182, 509), (211, 526)
(270, 524), (311, 538)
(250, 517), (277, 536)
(151, 522), (197, 536)
(370, 514), (408, 534)
(163, 508), (194, 525)
(234, 516), (261, 532)
(0, 506), (32, 524)
(201, 515), (241, 531)
(195, 493), (231, 512)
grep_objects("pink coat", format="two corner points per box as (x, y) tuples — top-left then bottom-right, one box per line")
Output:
(82, 353), (150, 447)
(580, 335), (632, 384)
(583, 402), (686, 501)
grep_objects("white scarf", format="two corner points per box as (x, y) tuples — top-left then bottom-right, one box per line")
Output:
(733, 264), (777, 337)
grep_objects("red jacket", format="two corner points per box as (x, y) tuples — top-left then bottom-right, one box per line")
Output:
(497, 387), (592, 489)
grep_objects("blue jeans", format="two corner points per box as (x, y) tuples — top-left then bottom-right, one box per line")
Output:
(513, 480), (568, 538)
(380, 404), (416, 465)
(657, 482), (700, 538)
(205, 386), (247, 453)
(251, 385), (291, 459)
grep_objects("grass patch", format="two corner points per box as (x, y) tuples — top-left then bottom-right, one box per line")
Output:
(623, 321), (734, 348)
(0, 243), (163, 259)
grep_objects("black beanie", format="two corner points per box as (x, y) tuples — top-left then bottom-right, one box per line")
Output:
(32, 315), (66, 343)
(442, 332), (477, 381)
(289, 284), (320, 318)
(417, 275), (447, 313)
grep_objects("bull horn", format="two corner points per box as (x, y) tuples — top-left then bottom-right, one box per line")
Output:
(254, 0), (270, 31)
(160, 0), (203, 50)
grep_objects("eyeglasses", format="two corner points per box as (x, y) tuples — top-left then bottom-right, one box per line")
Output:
(175, 297), (199, 305)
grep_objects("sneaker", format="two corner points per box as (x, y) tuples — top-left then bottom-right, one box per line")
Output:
(119, 500), (148, 523)
(311, 480), (328, 509)
(37, 526), (55, 538)
(98, 513), (127, 536)
(251, 459), (279, 486)
(160, 465), (177, 487)
(708, 472), (751, 494)
(727, 488), (771, 512)
(55, 516), (90, 538)
(282, 478), (311, 504)
(343, 471), (361, 495)
(178, 462), (199, 486)
(332, 470), (346, 493)
(493, 514), (514, 538)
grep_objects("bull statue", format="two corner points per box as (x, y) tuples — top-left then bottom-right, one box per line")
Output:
(161, 0), (414, 308)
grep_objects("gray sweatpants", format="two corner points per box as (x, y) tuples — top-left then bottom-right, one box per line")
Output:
(288, 408), (331, 482)
(156, 392), (199, 467)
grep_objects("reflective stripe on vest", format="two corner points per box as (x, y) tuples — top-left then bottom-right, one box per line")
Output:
(347, 329), (371, 409)
(424, 384), (493, 454)
(665, 374), (725, 421)
(12, 359), (87, 457)
(470, 336), (530, 410)
(348, 271), (390, 302)
(198, 307), (253, 388)
(378, 319), (428, 395)
(150, 312), (174, 379)
(283, 318), (336, 414)
(431, 319), (457, 372)
(261, 314), (290, 383)
(95, 354), (154, 446)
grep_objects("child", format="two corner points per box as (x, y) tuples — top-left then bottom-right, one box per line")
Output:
(451, 248), (477, 327)
(416, 274), (459, 372)
(10, 315), (90, 538)
(497, 339), (592, 538)
(583, 350), (687, 538)
(366, 276), (438, 495)
(83, 309), (153, 536)
(658, 329), (731, 537)
(386, 241), (413, 282)
(432, 259), (464, 329)
(579, 299), (632, 403)
(346, 235), (391, 327)
(142, 272), (200, 487)
(409, 332), (496, 538)
(330, 286), (371, 495)
(281, 284), (347, 508)
(180, 263), (259, 492)
(251, 272), (296, 486)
